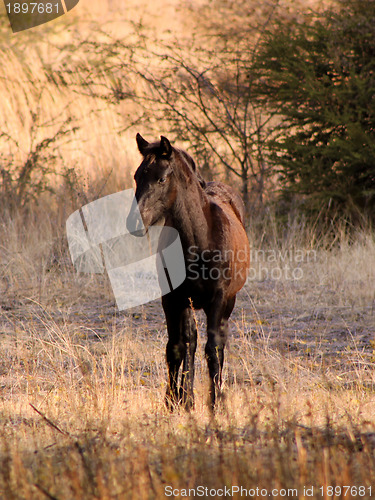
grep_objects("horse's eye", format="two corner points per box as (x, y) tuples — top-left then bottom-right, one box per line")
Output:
(158, 177), (167, 184)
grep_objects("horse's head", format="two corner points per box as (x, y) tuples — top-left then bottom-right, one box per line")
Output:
(126, 134), (177, 235)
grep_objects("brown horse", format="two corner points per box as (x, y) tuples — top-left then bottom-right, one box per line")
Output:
(127, 134), (250, 410)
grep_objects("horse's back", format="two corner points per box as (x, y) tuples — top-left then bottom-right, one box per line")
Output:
(204, 181), (250, 297)
(204, 181), (246, 225)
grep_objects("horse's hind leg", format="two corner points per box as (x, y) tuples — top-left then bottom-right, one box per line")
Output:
(179, 307), (197, 410)
(205, 296), (236, 410)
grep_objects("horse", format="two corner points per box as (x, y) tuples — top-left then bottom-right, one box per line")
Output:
(126, 133), (250, 411)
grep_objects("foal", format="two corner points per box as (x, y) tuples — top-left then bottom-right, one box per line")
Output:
(127, 134), (250, 410)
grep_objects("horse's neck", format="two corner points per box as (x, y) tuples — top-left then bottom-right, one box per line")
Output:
(168, 184), (211, 251)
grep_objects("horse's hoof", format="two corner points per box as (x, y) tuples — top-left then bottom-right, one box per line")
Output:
(165, 392), (179, 412)
(165, 396), (175, 412)
(182, 397), (195, 412)
(207, 390), (225, 413)
(179, 388), (195, 411)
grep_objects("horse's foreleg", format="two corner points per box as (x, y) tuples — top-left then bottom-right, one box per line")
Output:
(163, 298), (186, 410)
(166, 337), (185, 409)
(179, 308), (197, 410)
(205, 296), (235, 411)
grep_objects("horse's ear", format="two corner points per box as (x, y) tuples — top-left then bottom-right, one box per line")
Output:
(160, 136), (172, 159)
(136, 133), (149, 156)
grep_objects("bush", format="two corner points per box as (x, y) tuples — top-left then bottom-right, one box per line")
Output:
(253, 0), (375, 220)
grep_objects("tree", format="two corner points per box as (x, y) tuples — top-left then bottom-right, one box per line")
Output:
(0, 108), (78, 213)
(126, 1), (283, 213)
(253, 0), (375, 219)
(124, 42), (277, 212)
(51, 1), (282, 214)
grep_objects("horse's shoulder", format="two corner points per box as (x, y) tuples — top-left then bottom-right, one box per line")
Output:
(204, 182), (245, 224)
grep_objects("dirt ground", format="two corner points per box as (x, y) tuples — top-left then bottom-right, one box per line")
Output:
(1, 266), (373, 384)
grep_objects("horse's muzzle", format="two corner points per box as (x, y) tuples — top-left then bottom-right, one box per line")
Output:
(126, 200), (147, 237)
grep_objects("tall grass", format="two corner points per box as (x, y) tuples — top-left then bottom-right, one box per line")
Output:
(0, 3), (146, 210)
(0, 307), (374, 498)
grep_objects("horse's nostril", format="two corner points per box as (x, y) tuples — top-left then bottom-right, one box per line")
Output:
(130, 227), (147, 237)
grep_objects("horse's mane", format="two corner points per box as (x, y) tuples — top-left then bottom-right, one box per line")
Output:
(175, 147), (245, 223)
(176, 149), (206, 189)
